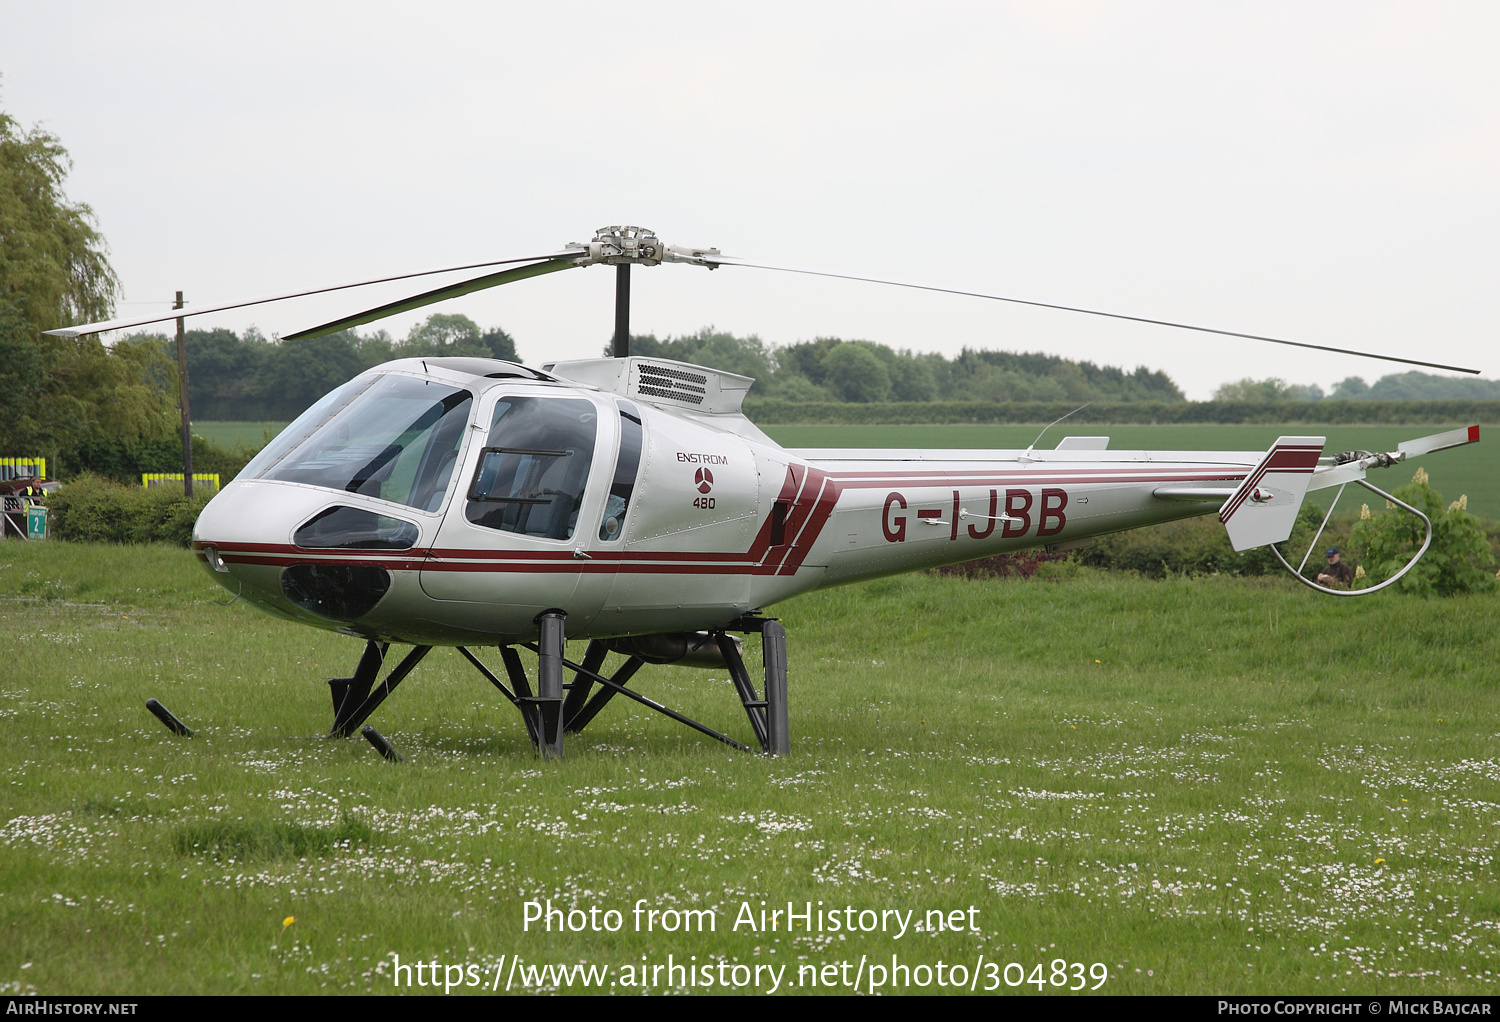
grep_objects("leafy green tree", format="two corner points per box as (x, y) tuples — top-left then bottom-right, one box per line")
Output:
(0, 98), (183, 477)
(822, 343), (891, 402)
(0, 306), (178, 477)
(1215, 378), (1289, 402)
(612, 328), (775, 383)
(256, 332), (367, 420)
(0, 100), (119, 332)
(481, 327), (518, 362)
(1364, 371), (1500, 401)
(888, 353), (937, 402)
(396, 313), (520, 362)
(1351, 467), (1496, 596)
(1213, 377), (1324, 402)
(401, 313), (481, 352)
(1329, 376), (1368, 399)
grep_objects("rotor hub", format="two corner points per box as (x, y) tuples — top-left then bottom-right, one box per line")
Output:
(568, 226), (721, 268)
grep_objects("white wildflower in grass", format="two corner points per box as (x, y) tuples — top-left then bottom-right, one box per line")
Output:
(1360, 503), (1371, 520)
(4, 540), (1500, 994)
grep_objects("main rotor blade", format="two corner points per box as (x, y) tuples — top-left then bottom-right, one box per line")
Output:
(44, 251), (581, 338)
(280, 257), (577, 341)
(707, 256), (1482, 376)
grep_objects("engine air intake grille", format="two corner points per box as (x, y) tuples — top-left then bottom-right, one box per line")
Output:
(636, 363), (707, 405)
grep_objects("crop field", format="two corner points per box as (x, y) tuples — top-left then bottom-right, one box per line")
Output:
(193, 422), (288, 451)
(766, 423), (1500, 522)
(2, 543), (1498, 996)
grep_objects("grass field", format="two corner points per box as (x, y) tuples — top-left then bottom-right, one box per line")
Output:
(1, 542), (1497, 995)
(193, 422), (288, 451)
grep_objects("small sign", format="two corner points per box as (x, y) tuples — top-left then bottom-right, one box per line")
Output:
(26, 506), (46, 541)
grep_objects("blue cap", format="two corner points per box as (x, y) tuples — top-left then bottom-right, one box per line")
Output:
(1326, 547), (1339, 556)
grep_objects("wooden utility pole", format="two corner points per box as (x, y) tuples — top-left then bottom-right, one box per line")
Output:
(174, 292), (194, 498)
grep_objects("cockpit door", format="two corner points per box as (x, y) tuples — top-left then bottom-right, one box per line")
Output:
(419, 391), (617, 639)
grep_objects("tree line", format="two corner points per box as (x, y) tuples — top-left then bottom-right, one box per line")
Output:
(126, 322), (1192, 422)
(623, 329), (1186, 405)
(1214, 373), (1500, 402)
(138, 314), (517, 421)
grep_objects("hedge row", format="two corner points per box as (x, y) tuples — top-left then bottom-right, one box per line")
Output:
(741, 398), (1500, 425)
(44, 474), (214, 546)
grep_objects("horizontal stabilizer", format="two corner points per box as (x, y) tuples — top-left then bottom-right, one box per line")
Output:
(1219, 436), (1325, 552)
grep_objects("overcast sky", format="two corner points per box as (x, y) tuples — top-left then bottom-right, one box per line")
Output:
(2, 1), (1495, 399)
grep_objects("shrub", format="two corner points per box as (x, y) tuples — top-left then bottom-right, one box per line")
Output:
(932, 550), (1072, 579)
(46, 474), (212, 546)
(1352, 467), (1497, 596)
(1074, 504), (1338, 579)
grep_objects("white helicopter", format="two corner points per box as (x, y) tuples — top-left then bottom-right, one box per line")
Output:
(53, 226), (1482, 759)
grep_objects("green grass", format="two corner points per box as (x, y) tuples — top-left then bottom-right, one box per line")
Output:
(765, 423), (1500, 521)
(192, 421), (287, 450)
(2, 542), (1497, 995)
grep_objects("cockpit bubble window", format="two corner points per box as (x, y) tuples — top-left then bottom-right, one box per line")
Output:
(238, 376), (374, 482)
(598, 401), (642, 541)
(466, 396), (597, 540)
(257, 375), (473, 511)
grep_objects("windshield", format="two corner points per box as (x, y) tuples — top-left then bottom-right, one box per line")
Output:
(258, 375), (473, 511)
(237, 376), (373, 482)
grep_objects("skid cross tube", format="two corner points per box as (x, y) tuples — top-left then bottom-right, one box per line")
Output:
(456, 646), (542, 748)
(501, 645), (543, 748)
(566, 655), (646, 733)
(717, 632), (769, 749)
(562, 640), (610, 726)
(521, 643), (751, 753)
(329, 640), (387, 734)
(332, 645), (431, 737)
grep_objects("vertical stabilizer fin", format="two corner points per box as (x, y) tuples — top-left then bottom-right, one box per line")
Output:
(1218, 436), (1325, 552)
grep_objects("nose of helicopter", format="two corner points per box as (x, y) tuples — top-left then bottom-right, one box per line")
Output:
(191, 479), (422, 628)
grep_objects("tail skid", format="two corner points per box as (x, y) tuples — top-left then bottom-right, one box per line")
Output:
(1261, 424), (1478, 596)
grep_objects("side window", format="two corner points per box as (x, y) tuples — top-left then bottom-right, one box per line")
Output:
(599, 402), (643, 541)
(465, 396), (597, 540)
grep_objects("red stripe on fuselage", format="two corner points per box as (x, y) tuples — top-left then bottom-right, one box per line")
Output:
(198, 463), (1255, 578)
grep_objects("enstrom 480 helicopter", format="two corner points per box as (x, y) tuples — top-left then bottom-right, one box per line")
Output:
(53, 226), (1483, 759)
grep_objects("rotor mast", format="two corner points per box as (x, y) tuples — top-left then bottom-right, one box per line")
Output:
(568, 226), (722, 358)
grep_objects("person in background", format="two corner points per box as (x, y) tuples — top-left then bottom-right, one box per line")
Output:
(1317, 547), (1354, 587)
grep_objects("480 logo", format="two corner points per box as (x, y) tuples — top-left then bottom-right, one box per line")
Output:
(692, 468), (715, 509)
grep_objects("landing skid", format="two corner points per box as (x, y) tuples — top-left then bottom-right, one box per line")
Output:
(325, 614), (789, 758)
